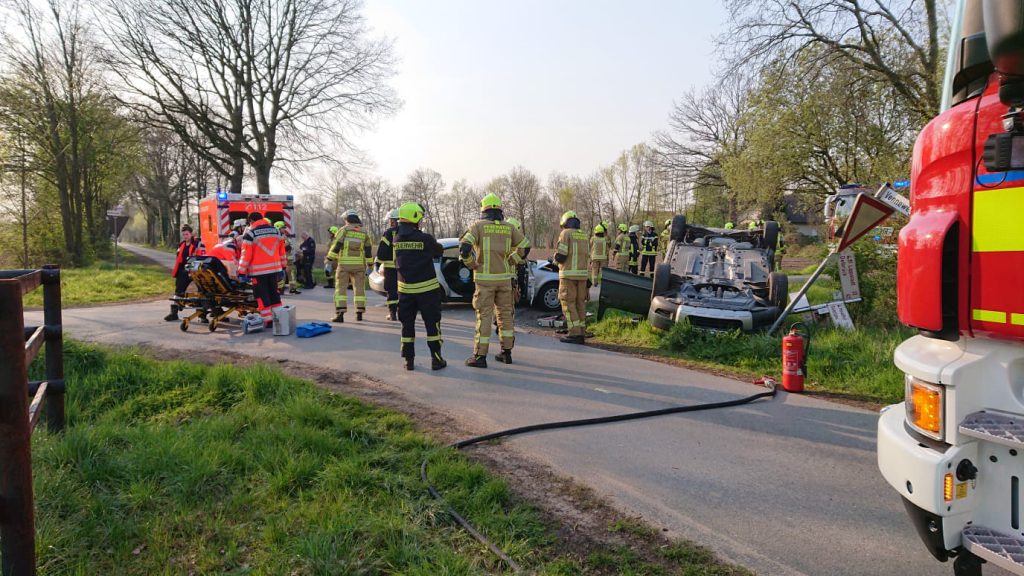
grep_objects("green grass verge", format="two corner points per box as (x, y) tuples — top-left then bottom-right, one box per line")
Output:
(589, 310), (913, 405)
(29, 342), (748, 575)
(23, 253), (169, 308)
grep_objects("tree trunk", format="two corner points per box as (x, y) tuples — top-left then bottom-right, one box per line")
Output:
(255, 165), (271, 195)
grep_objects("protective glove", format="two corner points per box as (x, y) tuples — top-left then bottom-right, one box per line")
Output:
(238, 274), (250, 284)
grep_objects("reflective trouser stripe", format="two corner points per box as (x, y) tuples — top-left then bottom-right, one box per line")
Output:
(426, 335), (442, 342)
(399, 279), (440, 293)
(401, 337), (414, 343)
(472, 282), (514, 354)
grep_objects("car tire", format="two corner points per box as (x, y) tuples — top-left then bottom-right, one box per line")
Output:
(670, 215), (688, 242)
(762, 220), (779, 250)
(768, 271), (789, 311)
(535, 282), (561, 312)
(653, 263), (671, 297)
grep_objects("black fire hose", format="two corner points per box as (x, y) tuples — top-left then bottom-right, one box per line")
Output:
(420, 381), (779, 573)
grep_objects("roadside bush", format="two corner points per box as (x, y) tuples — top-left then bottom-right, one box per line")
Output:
(848, 240), (898, 328)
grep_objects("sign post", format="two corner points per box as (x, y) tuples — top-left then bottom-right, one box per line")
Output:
(106, 206), (127, 270)
(769, 192), (895, 334)
(837, 249), (861, 301)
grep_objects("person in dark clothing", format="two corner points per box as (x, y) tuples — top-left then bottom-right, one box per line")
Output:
(628, 225), (640, 275)
(375, 209), (400, 320)
(164, 224), (205, 321)
(387, 202), (446, 371)
(299, 232), (316, 288)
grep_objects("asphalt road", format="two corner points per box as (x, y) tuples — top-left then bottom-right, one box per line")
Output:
(39, 243), (955, 576)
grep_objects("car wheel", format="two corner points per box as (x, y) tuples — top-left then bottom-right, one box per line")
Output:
(768, 271), (789, 311)
(762, 220), (779, 250)
(670, 215), (688, 242)
(535, 282), (561, 312)
(653, 263), (671, 297)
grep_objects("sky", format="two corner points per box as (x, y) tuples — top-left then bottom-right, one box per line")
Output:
(353, 0), (729, 188)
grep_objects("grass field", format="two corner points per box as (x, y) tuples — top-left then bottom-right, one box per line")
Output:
(23, 252), (169, 308)
(589, 310), (912, 405)
(28, 342), (749, 575)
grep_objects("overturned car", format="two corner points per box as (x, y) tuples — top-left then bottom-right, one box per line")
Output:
(599, 216), (788, 332)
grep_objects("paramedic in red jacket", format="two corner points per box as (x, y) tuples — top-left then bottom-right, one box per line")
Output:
(237, 212), (287, 327)
(164, 224), (206, 321)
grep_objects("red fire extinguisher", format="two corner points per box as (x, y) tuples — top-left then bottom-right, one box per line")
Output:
(781, 323), (809, 393)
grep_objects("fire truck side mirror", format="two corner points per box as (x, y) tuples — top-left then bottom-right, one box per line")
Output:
(984, 0), (1024, 105)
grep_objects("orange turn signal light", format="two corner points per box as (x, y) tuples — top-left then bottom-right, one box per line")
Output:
(906, 376), (944, 440)
(944, 473), (954, 502)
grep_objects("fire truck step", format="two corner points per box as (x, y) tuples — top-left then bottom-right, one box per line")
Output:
(962, 525), (1024, 575)
(960, 411), (1024, 449)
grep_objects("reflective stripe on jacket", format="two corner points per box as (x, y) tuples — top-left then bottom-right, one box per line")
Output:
(461, 218), (530, 284)
(394, 223), (443, 294)
(590, 236), (608, 261)
(556, 228), (590, 279)
(640, 233), (658, 256)
(375, 227), (397, 269)
(237, 220), (285, 276)
(327, 224), (373, 267)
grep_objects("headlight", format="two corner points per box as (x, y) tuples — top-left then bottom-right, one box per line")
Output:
(905, 375), (944, 441)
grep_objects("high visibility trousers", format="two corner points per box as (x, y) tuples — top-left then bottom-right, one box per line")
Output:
(558, 278), (588, 337)
(473, 281), (514, 355)
(612, 253), (628, 271)
(398, 288), (443, 361)
(383, 268), (399, 315)
(334, 265), (367, 311)
(590, 259), (606, 286)
(252, 273), (283, 324)
(640, 254), (655, 277)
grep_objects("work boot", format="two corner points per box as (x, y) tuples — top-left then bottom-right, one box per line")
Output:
(464, 355), (488, 368)
(164, 305), (179, 322)
(431, 356), (447, 371)
(560, 335), (585, 344)
(356, 311), (363, 322)
(289, 288), (302, 295)
(332, 310), (345, 323)
(405, 357), (415, 371)
(494, 349), (512, 364)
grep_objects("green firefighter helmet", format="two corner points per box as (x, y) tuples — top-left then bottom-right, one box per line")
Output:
(618, 223), (628, 232)
(560, 210), (577, 226)
(593, 223), (605, 234)
(664, 219), (671, 229)
(328, 225), (340, 235)
(398, 202), (424, 224)
(724, 222), (735, 230)
(480, 193), (502, 210)
(274, 221), (286, 230)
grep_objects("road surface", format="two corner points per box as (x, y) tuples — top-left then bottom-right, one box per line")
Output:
(35, 243), (964, 576)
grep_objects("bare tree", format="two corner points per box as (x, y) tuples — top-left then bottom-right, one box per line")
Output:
(502, 166), (540, 237)
(402, 167), (444, 235)
(722, 0), (946, 121)
(106, 0), (398, 195)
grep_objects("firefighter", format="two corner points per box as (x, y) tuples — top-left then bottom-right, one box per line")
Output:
(389, 202), (446, 371)
(237, 212), (287, 327)
(375, 209), (400, 321)
(461, 193), (530, 368)
(323, 225), (339, 289)
(610, 223), (629, 271)
(164, 224), (206, 321)
(627, 225), (640, 275)
(327, 210), (373, 323)
(748, 219), (763, 231)
(659, 219), (671, 261)
(274, 221), (301, 295)
(555, 211), (590, 344)
(590, 223), (608, 286)
(639, 220), (658, 277)
(299, 232), (316, 288)
(505, 217), (530, 306)
(724, 222), (735, 230)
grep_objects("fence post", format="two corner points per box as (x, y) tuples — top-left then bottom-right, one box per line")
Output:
(0, 281), (36, 576)
(41, 266), (63, 433)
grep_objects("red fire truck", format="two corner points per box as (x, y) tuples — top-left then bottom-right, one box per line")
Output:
(196, 191), (296, 249)
(878, 2), (1024, 575)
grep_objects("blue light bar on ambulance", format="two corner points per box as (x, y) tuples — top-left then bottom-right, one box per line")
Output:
(216, 190), (229, 201)
(893, 180), (910, 188)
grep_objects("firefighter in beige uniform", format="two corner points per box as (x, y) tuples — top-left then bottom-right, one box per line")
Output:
(556, 211), (590, 344)
(326, 210), (373, 323)
(590, 223), (608, 286)
(461, 194), (530, 368)
(610, 223), (629, 271)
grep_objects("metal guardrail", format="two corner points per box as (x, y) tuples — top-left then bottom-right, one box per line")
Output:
(0, 265), (64, 576)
